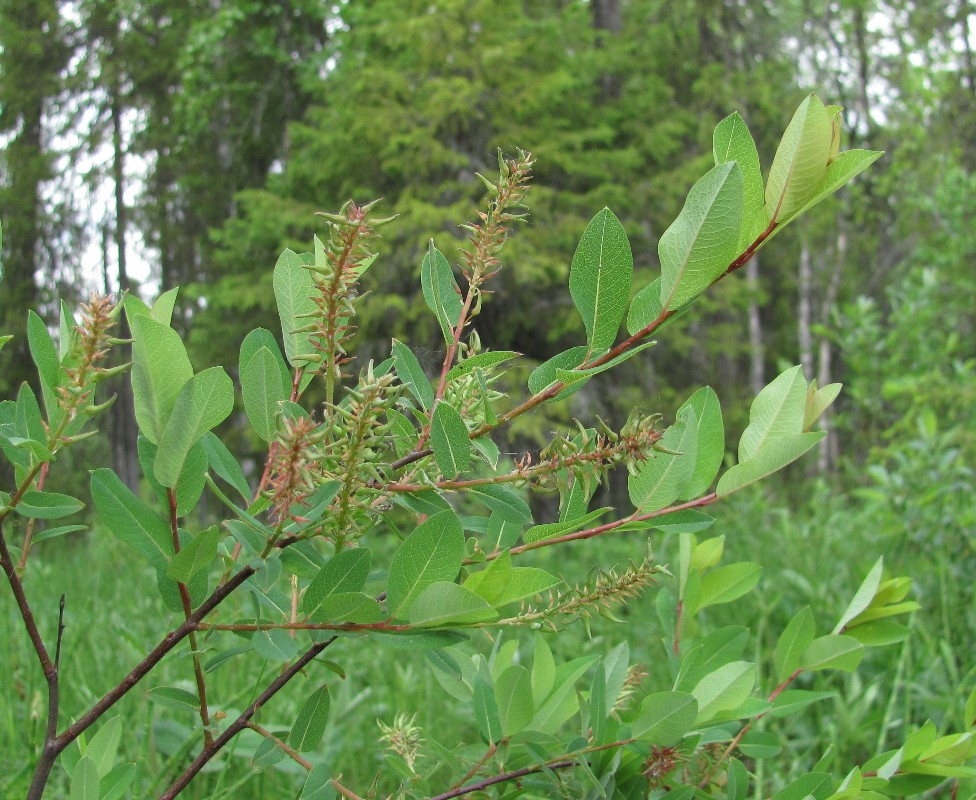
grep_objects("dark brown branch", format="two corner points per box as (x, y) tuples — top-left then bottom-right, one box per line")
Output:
(429, 758), (575, 800)
(159, 637), (337, 798)
(1, 524), (61, 800)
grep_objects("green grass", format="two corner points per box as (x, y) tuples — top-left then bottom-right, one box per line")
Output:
(3, 473), (973, 798)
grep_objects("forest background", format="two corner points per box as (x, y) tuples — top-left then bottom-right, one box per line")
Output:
(1, 0), (974, 796)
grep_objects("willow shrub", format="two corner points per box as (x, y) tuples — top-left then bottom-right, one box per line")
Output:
(2, 94), (974, 799)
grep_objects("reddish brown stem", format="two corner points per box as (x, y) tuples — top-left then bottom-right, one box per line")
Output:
(168, 488), (213, 747)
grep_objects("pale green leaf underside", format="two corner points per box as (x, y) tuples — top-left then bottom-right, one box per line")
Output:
(409, 582), (499, 627)
(765, 94), (832, 223)
(154, 367), (235, 488)
(167, 526), (221, 583)
(273, 248), (317, 366)
(717, 432), (826, 496)
(628, 407), (697, 510)
(738, 365), (807, 462)
(129, 314), (194, 445)
(659, 161), (743, 311)
(242, 347), (289, 442)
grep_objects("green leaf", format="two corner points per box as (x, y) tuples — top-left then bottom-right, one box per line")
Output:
(473, 677), (503, 743)
(253, 628), (301, 662)
(307, 592), (383, 624)
(466, 484), (532, 523)
(738, 730), (782, 759)
(522, 507), (612, 544)
(154, 367), (234, 488)
(801, 635), (865, 672)
(421, 242), (463, 344)
(774, 606), (815, 683)
(392, 339), (434, 410)
(532, 656), (596, 734)
(273, 248), (317, 367)
(13, 490), (83, 520)
(409, 582), (498, 627)
(431, 401), (471, 479)
(691, 661), (756, 723)
(151, 287), (180, 326)
(387, 510), (464, 618)
(532, 634), (556, 706)
(446, 351), (519, 382)
(695, 562), (762, 612)
(91, 468), (172, 569)
(777, 149), (884, 233)
(769, 690), (837, 718)
(496, 664), (534, 736)
(167, 525), (221, 583)
(659, 161), (743, 311)
(552, 341), (656, 387)
(628, 407), (697, 510)
(242, 347), (289, 442)
(845, 620), (912, 647)
(765, 94), (832, 223)
(240, 327), (291, 394)
(58, 300), (78, 363)
(804, 381), (842, 430)
(301, 765), (336, 800)
(85, 717), (122, 779)
(129, 314), (193, 444)
(834, 556), (884, 633)
(527, 345), (589, 400)
(70, 756), (100, 800)
(0, 334), (13, 353)
(202, 432), (252, 503)
(147, 686), (200, 711)
(569, 208), (634, 355)
(463, 552), (560, 606)
(713, 111), (767, 250)
(27, 310), (61, 421)
(31, 525), (87, 544)
(633, 691), (698, 745)
(300, 549), (372, 617)
(290, 685), (331, 752)
(16, 382), (47, 446)
(717, 432), (825, 496)
(388, 408), (417, 457)
(139, 436), (207, 518)
(738, 365), (807, 461)
(100, 764), (135, 800)
(676, 387), (724, 499)
(770, 773), (831, 800)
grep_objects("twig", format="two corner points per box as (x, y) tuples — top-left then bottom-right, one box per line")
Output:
(1, 524), (60, 800)
(159, 637), (337, 798)
(247, 722), (312, 769)
(168, 488), (213, 747)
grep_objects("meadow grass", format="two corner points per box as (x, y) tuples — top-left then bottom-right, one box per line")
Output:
(2, 477), (972, 798)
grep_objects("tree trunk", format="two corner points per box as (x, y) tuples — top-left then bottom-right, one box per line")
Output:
(746, 256), (765, 396)
(797, 239), (814, 381)
(107, 21), (140, 490)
